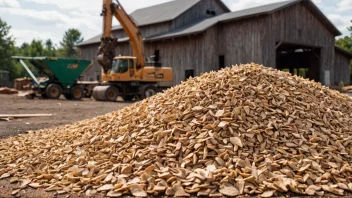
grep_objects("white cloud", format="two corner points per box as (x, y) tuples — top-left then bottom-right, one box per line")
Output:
(0, 8), (70, 22)
(0, 7), (100, 31)
(23, 0), (171, 13)
(337, 0), (352, 12)
(0, 0), (20, 7)
(10, 28), (59, 46)
(328, 14), (352, 33)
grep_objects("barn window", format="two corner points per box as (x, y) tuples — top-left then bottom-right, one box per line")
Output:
(185, 70), (194, 81)
(206, 10), (216, 16)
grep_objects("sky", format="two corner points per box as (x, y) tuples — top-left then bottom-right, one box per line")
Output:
(0, 0), (351, 47)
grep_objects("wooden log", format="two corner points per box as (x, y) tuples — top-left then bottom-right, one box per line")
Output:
(0, 114), (53, 119)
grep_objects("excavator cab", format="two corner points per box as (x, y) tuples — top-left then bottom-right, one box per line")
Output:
(111, 57), (134, 75)
(102, 56), (137, 81)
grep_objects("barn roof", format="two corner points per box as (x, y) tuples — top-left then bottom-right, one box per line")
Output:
(335, 46), (352, 59)
(148, 0), (341, 41)
(112, 0), (230, 30)
(77, 0), (341, 46)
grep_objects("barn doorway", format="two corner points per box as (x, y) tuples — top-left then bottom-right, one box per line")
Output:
(276, 43), (321, 82)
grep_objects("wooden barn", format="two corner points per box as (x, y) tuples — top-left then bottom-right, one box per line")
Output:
(77, 0), (352, 86)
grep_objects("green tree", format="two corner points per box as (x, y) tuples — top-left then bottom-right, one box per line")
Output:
(336, 36), (352, 52)
(0, 17), (19, 80)
(27, 39), (45, 57)
(45, 39), (56, 56)
(336, 20), (352, 52)
(59, 28), (84, 58)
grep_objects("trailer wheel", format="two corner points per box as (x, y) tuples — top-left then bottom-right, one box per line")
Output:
(46, 84), (62, 99)
(141, 85), (158, 99)
(71, 86), (84, 100)
(105, 86), (119, 102)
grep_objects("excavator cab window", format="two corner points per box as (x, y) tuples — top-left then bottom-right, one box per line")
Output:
(111, 59), (129, 74)
(128, 59), (135, 77)
(128, 60), (134, 69)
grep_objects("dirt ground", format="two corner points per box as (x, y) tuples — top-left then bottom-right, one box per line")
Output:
(0, 94), (129, 139)
(0, 94), (130, 197)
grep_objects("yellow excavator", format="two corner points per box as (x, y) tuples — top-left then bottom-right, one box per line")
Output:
(93, 0), (173, 102)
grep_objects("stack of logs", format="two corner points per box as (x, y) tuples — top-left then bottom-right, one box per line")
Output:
(14, 78), (32, 91)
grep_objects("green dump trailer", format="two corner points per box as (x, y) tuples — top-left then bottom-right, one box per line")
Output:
(12, 56), (98, 100)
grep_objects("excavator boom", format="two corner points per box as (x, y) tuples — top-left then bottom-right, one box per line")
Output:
(97, 0), (145, 73)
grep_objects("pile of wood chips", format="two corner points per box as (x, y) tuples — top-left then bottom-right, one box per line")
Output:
(1, 63), (352, 197)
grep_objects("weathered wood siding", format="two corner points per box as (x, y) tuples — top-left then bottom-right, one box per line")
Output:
(172, 0), (229, 29)
(266, 2), (336, 85)
(79, 43), (100, 81)
(145, 35), (205, 85)
(334, 51), (351, 86)
(218, 17), (266, 67)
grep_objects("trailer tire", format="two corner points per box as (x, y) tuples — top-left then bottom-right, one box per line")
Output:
(46, 84), (62, 99)
(71, 86), (84, 100)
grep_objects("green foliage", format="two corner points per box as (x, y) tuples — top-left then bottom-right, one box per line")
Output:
(336, 20), (352, 52)
(0, 17), (18, 80)
(336, 36), (352, 52)
(45, 39), (56, 57)
(59, 29), (83, 58)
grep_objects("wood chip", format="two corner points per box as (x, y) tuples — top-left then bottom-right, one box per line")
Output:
(230, 137), (243, 147)
(129, 184), (147, 197)
(97, 184), (114, 192)
(219, 182), (240, 196)
(107, 190), (122, 197)
(11, 189), (20, 195)
(261, 190), (275, 197)
(28, 183), (42, 188)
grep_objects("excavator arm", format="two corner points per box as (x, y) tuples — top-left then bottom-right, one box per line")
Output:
(97, 0), (145, 73)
